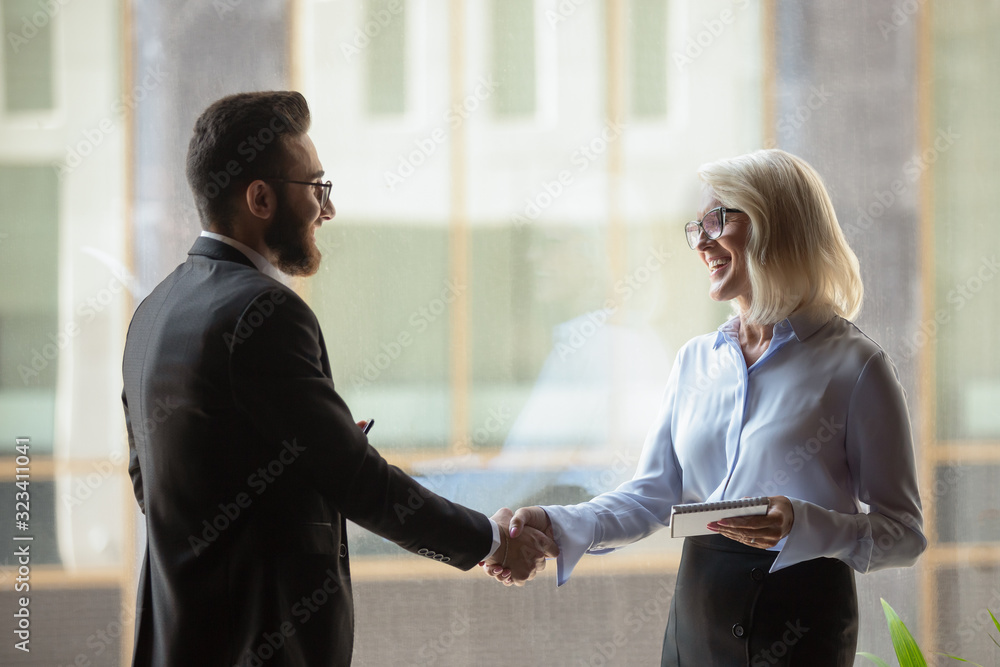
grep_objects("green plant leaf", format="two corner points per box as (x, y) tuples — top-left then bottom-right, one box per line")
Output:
(857, 652), (892, 667)
(988, 609), (1000, 648)
(934, 653), (983, 666)
(881, 598), (927, 667)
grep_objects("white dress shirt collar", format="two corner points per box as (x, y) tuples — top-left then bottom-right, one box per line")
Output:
(199, 230), (284, 281)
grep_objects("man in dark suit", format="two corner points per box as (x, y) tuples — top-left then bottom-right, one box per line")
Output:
(122, 91), (555, 666)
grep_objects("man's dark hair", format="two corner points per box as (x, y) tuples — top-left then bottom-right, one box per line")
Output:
(186, 91), (311, 233)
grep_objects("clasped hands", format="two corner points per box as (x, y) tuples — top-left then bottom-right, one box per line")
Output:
(480, 506), (558, 587)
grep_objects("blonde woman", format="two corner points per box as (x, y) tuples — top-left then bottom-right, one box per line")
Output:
(487, 149), (926, 666)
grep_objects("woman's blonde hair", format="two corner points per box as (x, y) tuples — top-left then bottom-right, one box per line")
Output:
(698, 149), (863, 325)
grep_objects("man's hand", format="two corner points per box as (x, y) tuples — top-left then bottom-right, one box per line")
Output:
(481, 507), (558, 586)
(707, 495), (794, 548)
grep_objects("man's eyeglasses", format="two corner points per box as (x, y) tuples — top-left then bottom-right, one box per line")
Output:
(684, 206), (743, 249)
(266, 179), (333, 209)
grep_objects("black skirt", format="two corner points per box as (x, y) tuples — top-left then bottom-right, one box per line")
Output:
(661, 534), (858, 666)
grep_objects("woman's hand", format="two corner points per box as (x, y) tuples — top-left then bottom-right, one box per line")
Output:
(708, 496), (794, 548)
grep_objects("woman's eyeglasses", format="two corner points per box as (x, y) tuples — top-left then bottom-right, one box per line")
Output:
(684, 206), (743, 249)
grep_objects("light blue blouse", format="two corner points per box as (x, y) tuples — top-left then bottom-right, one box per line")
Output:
(542, 311), (926, 585)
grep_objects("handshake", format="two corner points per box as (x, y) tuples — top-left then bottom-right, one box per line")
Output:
(479, 506), (559, 587)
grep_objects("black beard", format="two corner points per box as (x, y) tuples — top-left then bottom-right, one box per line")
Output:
(264, 193), (321, 276)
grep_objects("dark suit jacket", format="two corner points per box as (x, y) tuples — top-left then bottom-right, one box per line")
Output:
(122, 236), (493, 666)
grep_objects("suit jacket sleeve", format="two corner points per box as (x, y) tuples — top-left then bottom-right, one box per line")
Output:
(227, 289), (493, 570)
(123, 387), (145, 515)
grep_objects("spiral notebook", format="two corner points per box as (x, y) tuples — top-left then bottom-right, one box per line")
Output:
(669, 497), (770, 538)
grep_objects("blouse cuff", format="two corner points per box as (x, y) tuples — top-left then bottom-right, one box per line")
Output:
(540, 503), (602, 586)
(770, 497), (859, 573)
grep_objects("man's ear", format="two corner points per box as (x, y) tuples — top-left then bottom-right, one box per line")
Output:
(245, 180), (276, 220)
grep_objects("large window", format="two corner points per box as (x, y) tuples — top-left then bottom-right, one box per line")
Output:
(2, 0), (55, 112)
(0, 0), (129, 664)
(927, 2), (1000, 656)
(3, 1), (1000, 665)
